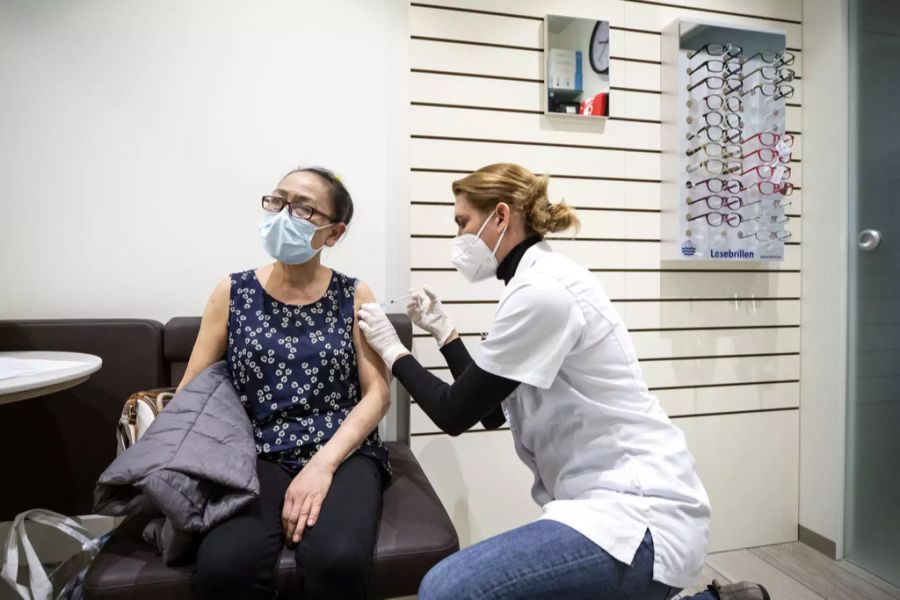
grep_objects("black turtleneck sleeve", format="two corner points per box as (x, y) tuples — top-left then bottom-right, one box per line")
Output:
(437, 337), (508, 430)
(392, 347), (518, 436)
(392, 235), (545, 436)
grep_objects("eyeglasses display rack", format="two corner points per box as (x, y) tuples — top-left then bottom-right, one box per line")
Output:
(662, 19), (794, 262)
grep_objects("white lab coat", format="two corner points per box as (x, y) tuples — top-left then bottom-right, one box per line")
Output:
(476, 241), (711, 589)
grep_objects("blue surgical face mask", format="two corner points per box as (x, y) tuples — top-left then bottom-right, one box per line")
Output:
(259, 210), (333, 265)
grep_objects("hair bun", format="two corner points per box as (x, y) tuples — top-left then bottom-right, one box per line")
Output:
(451, 163), (580, 236)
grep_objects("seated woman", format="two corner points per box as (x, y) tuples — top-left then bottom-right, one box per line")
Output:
(177, 166), (391, 600)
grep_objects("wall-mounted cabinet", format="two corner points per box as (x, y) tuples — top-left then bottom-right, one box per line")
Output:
(544, 15), (610, 119)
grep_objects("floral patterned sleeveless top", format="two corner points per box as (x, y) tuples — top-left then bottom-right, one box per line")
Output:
(226, 269), (390, 481)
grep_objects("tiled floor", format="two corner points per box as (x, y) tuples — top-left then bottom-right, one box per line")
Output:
(677, 542), (900, 600)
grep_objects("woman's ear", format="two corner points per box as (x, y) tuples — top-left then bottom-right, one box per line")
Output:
(325, 223), (347, 247)
(495, 202), (511, 231)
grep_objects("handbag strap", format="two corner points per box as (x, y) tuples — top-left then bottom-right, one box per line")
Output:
(155, 391), (175, 412)
(1, 510), (94, 600)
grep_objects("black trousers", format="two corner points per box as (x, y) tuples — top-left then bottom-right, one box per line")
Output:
(193, 455), (383, 600)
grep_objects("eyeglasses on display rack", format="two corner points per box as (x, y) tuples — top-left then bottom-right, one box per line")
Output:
(686, 194), (743, 211)
(743, 66), (796, 82)
(687, 110), (743, 129)
(742, 82), (795, 98)
(687, 211), (752, 228)
(772, 198), (792, 209)
(737, 229), (793, 241)
(740, 164), (793, 180)
(742, 147), (790, 163)
(742, 50), (795, 67)
(686, 125), (741, 143)
(744, 197), (793, 212)
(685, 141), (741, 158)
(750, 214), (791, 225)
(741, 132), (795, 147)
(686, 158), (742, 175)
(687, 58), (742, 77)
(742, 205), (793, 223)
(771, 85), (795, 101)
(739, 181), (795, 196)
(687, 42), (743, 60)
(685, 177), (742, 193)
(688, 93), (744, 112)
(677, 32), (793, 257)
(686, 75), (742, 93)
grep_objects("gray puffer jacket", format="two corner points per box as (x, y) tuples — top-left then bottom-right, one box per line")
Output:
(93, 361), (259, 564)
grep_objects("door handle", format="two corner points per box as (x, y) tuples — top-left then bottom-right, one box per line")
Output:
(857, 229), (882, 252)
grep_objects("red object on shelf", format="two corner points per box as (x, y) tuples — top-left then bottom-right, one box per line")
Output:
(579, 92), (608, 117)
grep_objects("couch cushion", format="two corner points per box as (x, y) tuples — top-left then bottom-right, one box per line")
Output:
(163, 317), (203, 386)
(84, 442), (458, 599)
(0, 319), (166, 519)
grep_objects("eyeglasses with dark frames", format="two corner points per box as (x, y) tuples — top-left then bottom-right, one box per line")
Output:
(776, 51), (796, 67)
(687, 58), (742, 77)
(686, 194), (743, 211)
(741, 132), (795, 148)
(687, 75), (743, 93)
(688, 93), (744, 112)
(771, 84), (796, 101)
(687, 110), (743, 129)
(687, 125), (742, 143)
(742, 50), (795, 67)
(261, 195), (336, 223)
(743, 66), (796, 82)
(687, 211), (748, 228)
(687, 42), (743, 60)
(741, 81), (795, 98)
(685, 178), (743, 193)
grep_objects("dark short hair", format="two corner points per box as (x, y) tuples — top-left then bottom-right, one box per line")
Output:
(283, 166), (354, 225)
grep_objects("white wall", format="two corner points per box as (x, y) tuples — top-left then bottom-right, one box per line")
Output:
(799, 0), (849, 556)
(0, 0), (409, 323)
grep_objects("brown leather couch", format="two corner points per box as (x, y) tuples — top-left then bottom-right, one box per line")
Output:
(0, 316), (457, 599)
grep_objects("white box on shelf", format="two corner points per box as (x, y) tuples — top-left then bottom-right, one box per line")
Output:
(548, 48), (577, 90)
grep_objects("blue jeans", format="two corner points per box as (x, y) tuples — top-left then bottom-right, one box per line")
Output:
(419, 520), (717, 600)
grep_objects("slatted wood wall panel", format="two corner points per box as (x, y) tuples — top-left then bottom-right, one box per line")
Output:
(407, 0), (803, 553)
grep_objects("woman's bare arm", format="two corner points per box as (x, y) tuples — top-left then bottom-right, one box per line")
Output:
(308, 281), (391, 470)
(176, 277), (230, 392)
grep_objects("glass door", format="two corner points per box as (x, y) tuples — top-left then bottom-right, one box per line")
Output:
(846, 0), (900, 587)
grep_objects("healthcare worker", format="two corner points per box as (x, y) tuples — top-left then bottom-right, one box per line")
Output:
(358, 163), (769, 600)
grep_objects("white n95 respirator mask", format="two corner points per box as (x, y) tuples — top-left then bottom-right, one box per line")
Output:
(451, 208), (507, 282)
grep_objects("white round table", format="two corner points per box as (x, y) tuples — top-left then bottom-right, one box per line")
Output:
(0, 351), (103, 405)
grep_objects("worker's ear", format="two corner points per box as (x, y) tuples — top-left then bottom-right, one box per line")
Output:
(495, 202), (511, 232)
